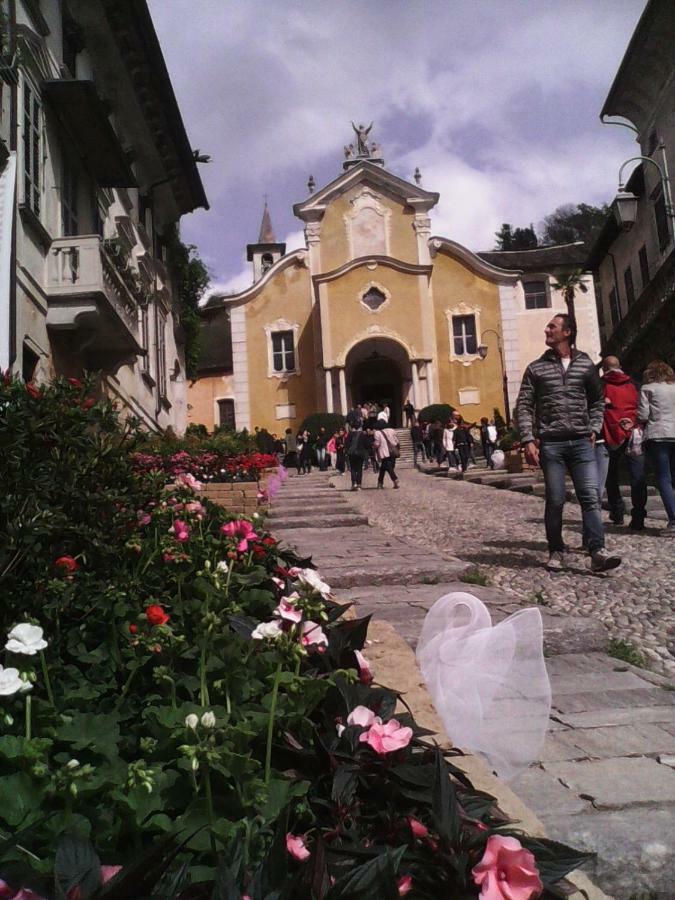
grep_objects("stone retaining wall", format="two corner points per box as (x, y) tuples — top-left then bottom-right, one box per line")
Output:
(200, 467), (280, 516)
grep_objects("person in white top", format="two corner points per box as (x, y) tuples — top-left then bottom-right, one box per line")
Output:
(442, 422), (459, 471)
(372, 423), (400, 488)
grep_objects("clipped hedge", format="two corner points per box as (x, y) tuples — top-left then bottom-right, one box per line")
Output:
(299, 412), (346, 439)
(418, 403), (455, 424)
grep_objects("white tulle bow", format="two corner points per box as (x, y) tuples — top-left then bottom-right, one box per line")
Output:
(416, 592), (551, 781)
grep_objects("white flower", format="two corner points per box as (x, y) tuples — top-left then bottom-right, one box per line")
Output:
(5, 623), (48, 656)
(201, 711), (216, 729)
(296, 568), (331, 599)
(216, 560), (229, 573)
(184, 714), (199, 730)
(0, 666), (31, 696)
(67, 759), (80, 770)
(251, 620), (284, 641)
(336, 723), (345, 737)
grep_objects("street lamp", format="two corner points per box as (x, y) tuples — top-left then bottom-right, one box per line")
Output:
(612, 150), (675, 238)
(477, 329), (511, 426)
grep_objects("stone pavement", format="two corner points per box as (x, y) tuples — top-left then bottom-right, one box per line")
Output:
(271, 469), (675, 898)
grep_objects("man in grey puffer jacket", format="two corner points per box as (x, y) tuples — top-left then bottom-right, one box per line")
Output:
(515, 314), (622, 573)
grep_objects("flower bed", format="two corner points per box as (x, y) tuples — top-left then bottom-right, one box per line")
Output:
(0, 376), (592, 898)
(131, 450), (278, 484)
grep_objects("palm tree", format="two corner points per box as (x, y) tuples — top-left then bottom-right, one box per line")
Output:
(552, 270), (588, 348)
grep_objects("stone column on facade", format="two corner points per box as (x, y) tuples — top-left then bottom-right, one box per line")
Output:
(324, 368), (334, 413)
(411, 360), (420, 410)
(338, 367), (348, 415)
(425, 359), (436, 405)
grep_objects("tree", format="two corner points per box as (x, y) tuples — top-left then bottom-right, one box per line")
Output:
(165, 226), (210, 380)
(494, 223), (538, 251)
(552, 270), (588, 348)
(539, 203), (610, 247)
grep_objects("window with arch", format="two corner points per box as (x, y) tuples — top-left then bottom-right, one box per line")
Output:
(361, 286), (386, 311)
(261, 252), (274, 274)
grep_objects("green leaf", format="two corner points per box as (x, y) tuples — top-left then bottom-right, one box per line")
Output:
(326, 847), (405, 899)
(0, 772), (41, 827)
(519, 836), (595, 886)
(56, 713), (120, 761)
(432, 747), (459, 843)
(54, 835), (102, 900)
(332, 766), (358, 807)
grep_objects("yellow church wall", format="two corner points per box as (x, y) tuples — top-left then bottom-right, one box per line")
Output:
(318, 187), (419, 273)
(321, 264), (427, 365)
(244, 263), (317, 433)
(187, 373), (235, 432)
(431, 253), (505, 422)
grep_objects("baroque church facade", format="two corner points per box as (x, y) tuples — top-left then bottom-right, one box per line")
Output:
(190, 135), (601, 432)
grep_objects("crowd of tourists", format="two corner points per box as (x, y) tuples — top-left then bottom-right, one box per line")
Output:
(409, 413), (500, 471)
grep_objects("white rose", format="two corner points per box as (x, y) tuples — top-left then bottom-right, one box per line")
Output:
(296, 568), (331, 598)
(201, 711), (216, 729)
(5, 623), (48, 655)
(184, 714), (199, 730)
(251, 620), (283, 641)
(0, 666), (31, 696)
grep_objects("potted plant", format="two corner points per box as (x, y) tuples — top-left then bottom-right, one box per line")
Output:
(498, 429), (523, 472)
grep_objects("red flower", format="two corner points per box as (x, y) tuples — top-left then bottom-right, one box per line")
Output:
(262, 536), (277, 546)
(145, 604), (170, 626)
(67, 377), (83, 388)
(129, 624), (138, 635)
(80, 398), (95, 410)
(25, 383), (41, 399)
(54, 556), (78, 574)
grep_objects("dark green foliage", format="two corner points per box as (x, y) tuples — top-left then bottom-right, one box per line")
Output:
(492, 408), (506, 434)
(494, 223), (538, 251)
(418, 403), (454, 424)
(164, 225), (210, 380)
(299, 413), (346, 439)
(539, 202), (610, 247)
(498, 428), (520, 451)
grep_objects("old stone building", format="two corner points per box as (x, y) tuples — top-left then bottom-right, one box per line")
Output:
(191, 134), (600, 433)
(588, 0), (675, 373)
(0, 0), (207, 431)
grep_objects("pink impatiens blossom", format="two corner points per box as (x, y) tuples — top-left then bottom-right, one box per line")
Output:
(299, 620), (328, 651)
(221, 519), (258, 552)
(274, 593), (303, 624)
(397, 875), (413, 896)
(184, 501), (206, 519)
(407, 817), (429, 839)
(286, 833), (310, 861)
(354, 649), (374, 684)
(175, 472), (204, 491)
(359, 718), (413, 755)
(472, 835), (543, 900)
(346, 705), (376, 728)
(172, 519), (190, 542)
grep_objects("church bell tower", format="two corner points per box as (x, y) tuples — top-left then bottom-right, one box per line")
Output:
(247, 201), (286, 282)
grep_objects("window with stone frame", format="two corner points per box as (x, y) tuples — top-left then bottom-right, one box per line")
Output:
(452, 314), (477, 356)
(652, 187), (670, 252)
(638, 245), (650, 290)
(22, 79), (41, 217)
(362, 286), (386, 311)
(623, 265), (635, 306)
(217, 399), (236, 430)
(523, 280), (549, 309)
(271, 330), (295, 373)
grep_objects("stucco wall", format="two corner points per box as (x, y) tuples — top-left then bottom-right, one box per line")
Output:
(431, 252), (504, 421)
(187, 372), (235, 432)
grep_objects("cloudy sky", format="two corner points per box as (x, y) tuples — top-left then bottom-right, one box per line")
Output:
(148, 0), (645, 294)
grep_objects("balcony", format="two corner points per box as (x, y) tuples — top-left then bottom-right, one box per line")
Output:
(605, 248), (675, 371)
(46, 235), (144, 371)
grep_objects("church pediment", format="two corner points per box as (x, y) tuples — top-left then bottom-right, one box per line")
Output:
(293, 161), (439, 223)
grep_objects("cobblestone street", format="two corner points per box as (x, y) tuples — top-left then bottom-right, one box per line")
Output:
(346, 467), (674, 678)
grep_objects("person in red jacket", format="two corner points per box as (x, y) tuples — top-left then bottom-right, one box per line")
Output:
(596, 356), (647, 529)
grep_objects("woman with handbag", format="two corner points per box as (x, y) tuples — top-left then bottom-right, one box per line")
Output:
(373, 422), (400, 489)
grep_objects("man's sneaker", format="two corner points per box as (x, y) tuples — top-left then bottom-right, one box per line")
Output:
(591, 550), (622, 573)
(628, 518), (645, 531)
(610, 516), (624, 526)
(546, 551), (566, 571)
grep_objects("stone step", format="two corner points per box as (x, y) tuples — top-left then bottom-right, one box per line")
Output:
(272, 513), (370, 529)
(268, 505), (352, 519)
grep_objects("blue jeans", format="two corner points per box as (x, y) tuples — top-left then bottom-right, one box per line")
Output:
(595, 441), (647, 524)
(647, 441), (675, 524)
(540, 438), (605, 553)
(316, 447), (327, 470)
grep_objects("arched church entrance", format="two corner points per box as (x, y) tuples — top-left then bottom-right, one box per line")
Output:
(345, 338), (411, 427)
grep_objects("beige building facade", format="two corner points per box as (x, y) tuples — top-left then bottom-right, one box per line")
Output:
(192, 140), (601, 433)
(0, 0), (207, 431)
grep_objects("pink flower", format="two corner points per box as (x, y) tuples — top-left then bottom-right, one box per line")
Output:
(172, 519), (190, 542)
(359, 718), (413, 755)
(472, 835), (543, 900)
(221, 519), (258, 552)
(288, 566), (302, 576)
(274, 593), (303, 623)
(407, 817), (429, 839)
(272, 576), (285, 589)
(286, 833), (310, 861)
(354, 649), (374, 684)
(9, 891), (45, 900)
(398, 875), (413, 896)
(137, 511), (152, 526)
(300, 620), (328, 651)
(175, 472), (204, 491)
(184, 501), (206, 519)
(347, 705), (377, 728)
(66, 866), (121, 900)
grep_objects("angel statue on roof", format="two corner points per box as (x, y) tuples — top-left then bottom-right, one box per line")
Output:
(351, 121), (373, 156)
